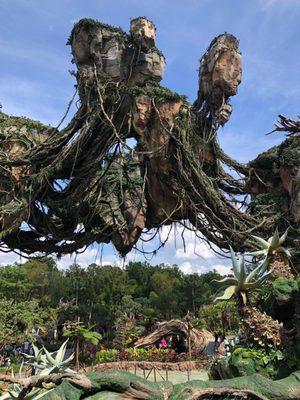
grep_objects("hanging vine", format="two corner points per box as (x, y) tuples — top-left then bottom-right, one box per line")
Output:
(0, 17), (299, 261)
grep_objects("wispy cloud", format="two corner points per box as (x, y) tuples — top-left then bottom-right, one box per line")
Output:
(0, 75), (76, 125)
(0, 41), (66, 72)
(259, 0), (300, 10)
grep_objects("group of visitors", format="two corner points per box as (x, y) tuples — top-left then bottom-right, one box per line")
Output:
(213, 332), (240, 356)
(158, 335), (185, 353)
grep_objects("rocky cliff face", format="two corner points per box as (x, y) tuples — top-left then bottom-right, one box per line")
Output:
(70, 18), (164, 86)
(196, 33), (242, 126)
(248, 135), (300, 223)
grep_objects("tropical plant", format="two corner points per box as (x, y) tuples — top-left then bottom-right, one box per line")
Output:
(23, 340), (74, 376)
(0, 345), (72, 400)
(214, 248), (284, 348)
(250, 228), (291, 258)
(95, 349), (118, 363)
(0, 379), (53, 400)
(213, 247), (271, 305)
(211, 346), (284, 380)
(250, 228), (294, 279)
(63, 323), (101, 369)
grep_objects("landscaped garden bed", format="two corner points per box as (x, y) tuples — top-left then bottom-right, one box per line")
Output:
(94, 348), (209, 364)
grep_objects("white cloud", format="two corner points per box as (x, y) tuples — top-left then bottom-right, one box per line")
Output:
(178, 261), (213, 275)
(156, 224), (219, 261)
(175, 242), (216, 260)
(56, 246), (122, 269)
(211, 263), (232, 276)
(179, 261), (193, 274)
(0, 251), (20, 266)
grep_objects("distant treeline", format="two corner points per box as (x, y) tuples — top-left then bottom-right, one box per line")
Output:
(0, 258), (238, 348)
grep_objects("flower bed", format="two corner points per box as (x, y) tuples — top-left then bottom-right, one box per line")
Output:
(94, 348), (207, 364)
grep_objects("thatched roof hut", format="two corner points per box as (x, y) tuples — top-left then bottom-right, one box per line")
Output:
(134, 320), (214, 352)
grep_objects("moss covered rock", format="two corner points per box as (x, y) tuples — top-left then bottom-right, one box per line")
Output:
(31, 369), (300, 399)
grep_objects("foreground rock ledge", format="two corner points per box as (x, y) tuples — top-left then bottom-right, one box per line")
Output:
(1, 370), (300, 399)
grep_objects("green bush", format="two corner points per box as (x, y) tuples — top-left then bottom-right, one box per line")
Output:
(199, 301), (239, 334)
(211, 346), (284, 380)
(94, 348), (206, 363)
(124, 348), (151, 361)
(230, 347), (283, 378)
(272, 277), (299, 295)
(95, 349), (118, 363)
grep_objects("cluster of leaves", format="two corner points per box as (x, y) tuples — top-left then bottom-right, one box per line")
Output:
(95, 348), (205, 363)
(63, 325), (101, 347)
(67, 18), (128, 45)
(250, 228), (291, 258)
(213, 228), (292, 305)
(197, 301), (239, 335)
(248, 192), (289, 215)
(0, 112), (46, 133)
(127, 82), (187, 105)
(23, 340), (74, 376)
(279, 135), (300, 168)
(213, 247), (270, 304)
(255, 277), (299, 307)
(0, 341), (74, 399)
(0, 299), (56, 349)
(213, 346), (284, 380)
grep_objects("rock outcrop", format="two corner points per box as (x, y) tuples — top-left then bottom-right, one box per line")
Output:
(0, 16), (298, 259)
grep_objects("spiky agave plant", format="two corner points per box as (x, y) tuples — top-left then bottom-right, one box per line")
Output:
(0, 383), (53, 400)
(214, 247), (271, 306)
(23, 340), (74, 376)
(0, 342), (73, 399)
(250, 228), (294, 279)
(0, 364), (54, 400)
(214, 248), (284, 348)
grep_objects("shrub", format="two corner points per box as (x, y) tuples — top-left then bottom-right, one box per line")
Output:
(199, 301), (239, 334)
(211, 346), (284, 379)
(95, 349), (118, 363)
(94, 348), (206, 363)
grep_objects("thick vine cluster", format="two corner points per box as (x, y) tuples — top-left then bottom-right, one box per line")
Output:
(0, 17), (298, 261)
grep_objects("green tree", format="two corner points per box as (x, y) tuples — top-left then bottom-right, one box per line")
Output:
(0, 299), (57, 350)
(150, 269), (181, 319)
(63, 323), (102, 369)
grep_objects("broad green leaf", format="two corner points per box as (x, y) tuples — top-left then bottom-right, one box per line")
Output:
(279, 228), (289, 246)
(42, 346), (56, 365)
(246, 259), (269, 283)
(238, 255), (246, 286)
(214, 285), (236, 302)
(270, 228), (280, 250)
(230, 246), (240, 276)
(277, 246), (291, 258)
(248, 250), (266, 257)
(55, 339), (68, 363)
(212, 277), (237, 286)
(251, 235), (269, 249)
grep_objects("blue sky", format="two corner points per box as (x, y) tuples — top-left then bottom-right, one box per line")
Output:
(0, 0), (299, 273)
